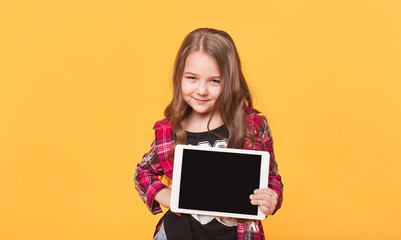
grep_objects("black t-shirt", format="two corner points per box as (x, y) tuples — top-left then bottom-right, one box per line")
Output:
(164, 125), (237, 240)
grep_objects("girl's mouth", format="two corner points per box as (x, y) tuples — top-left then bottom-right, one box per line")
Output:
(194, 98), (209, 103)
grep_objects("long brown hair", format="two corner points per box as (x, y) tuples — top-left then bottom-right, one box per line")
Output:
(164, 28), (254, 150)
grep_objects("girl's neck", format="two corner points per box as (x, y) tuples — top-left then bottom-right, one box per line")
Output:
(181, 110), (224, 133)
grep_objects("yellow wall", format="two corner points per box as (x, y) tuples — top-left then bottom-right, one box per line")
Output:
(1, 0), (400, 239)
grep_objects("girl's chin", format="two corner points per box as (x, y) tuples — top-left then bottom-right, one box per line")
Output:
(189, 108), (214, 117)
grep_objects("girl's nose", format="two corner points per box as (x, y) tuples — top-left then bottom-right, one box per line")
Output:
(196, 81), (208, 95)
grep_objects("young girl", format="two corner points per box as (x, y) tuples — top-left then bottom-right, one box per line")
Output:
(134, 28), (283, 240)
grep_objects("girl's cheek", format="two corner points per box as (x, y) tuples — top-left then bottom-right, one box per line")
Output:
(181, 81), (196, 94)
(212, 87), (222, 98)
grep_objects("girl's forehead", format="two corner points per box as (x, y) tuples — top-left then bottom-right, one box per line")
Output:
(184, 51), (220, 73)
(186, 51), (215, 61)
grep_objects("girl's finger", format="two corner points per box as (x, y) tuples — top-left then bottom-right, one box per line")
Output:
(259, 206), (272, 216)
(250, 199), (273, 207)
(254, 188), (275, 197)
(251, 193), (276, 202)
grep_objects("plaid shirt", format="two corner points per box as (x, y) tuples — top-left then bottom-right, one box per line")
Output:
(134, 108), (283, 240)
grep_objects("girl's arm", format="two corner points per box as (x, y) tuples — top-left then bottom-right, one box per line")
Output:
(134, 140), (168, 215)
(257, 116), (284, 215)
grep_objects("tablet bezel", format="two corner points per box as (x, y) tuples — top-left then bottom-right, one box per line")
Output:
(170, 144), (270, 220)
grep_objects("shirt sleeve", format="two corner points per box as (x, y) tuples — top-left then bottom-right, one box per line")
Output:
(134, 139), (168, 215)
(259, 116), (284, 215)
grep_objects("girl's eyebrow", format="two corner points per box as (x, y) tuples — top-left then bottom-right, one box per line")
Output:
(183, 72), (221, 78)
(183, 71), (195, 75)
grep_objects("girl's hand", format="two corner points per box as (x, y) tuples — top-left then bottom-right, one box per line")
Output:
(155, 188), (171, 208)
(249, 188), (278, 217)
(155, 188), (181, 217)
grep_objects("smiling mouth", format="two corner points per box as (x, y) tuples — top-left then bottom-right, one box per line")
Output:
(194, 98), (209, 103)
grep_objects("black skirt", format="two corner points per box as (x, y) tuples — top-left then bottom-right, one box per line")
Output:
(163, 210), (237, 240)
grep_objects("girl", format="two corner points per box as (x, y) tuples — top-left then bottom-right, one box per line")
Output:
(134, 28), (283, 240)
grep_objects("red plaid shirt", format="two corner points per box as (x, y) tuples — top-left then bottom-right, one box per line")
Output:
(134, 108), (283, 240)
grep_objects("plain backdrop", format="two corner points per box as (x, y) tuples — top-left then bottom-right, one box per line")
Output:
(1, 0), (401, 239)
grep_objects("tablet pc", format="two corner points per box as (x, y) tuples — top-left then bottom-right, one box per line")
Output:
(170, 144), (270, 220)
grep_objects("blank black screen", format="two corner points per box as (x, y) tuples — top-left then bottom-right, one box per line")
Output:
(178, 149), (261, 215)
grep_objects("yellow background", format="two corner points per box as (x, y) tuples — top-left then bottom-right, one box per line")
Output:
(1, 0), (401, 239)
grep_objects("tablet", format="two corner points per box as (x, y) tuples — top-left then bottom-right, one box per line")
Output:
(170, 144), (270, 220)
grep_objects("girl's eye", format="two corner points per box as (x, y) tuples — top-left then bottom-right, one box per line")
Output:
(187, 76), (196, 80)
(211, 79), (221, 84)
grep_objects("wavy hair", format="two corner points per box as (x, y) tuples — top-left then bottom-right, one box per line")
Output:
(164, 28), (254, 151)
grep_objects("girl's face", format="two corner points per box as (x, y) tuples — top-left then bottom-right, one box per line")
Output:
(181, 51), (222, 118)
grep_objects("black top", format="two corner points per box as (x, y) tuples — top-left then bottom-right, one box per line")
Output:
(185, 125), (229, 147)
(163, 125), (237, 240)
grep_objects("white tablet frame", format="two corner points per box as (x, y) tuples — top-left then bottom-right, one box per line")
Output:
(170, 144), (270, 220)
